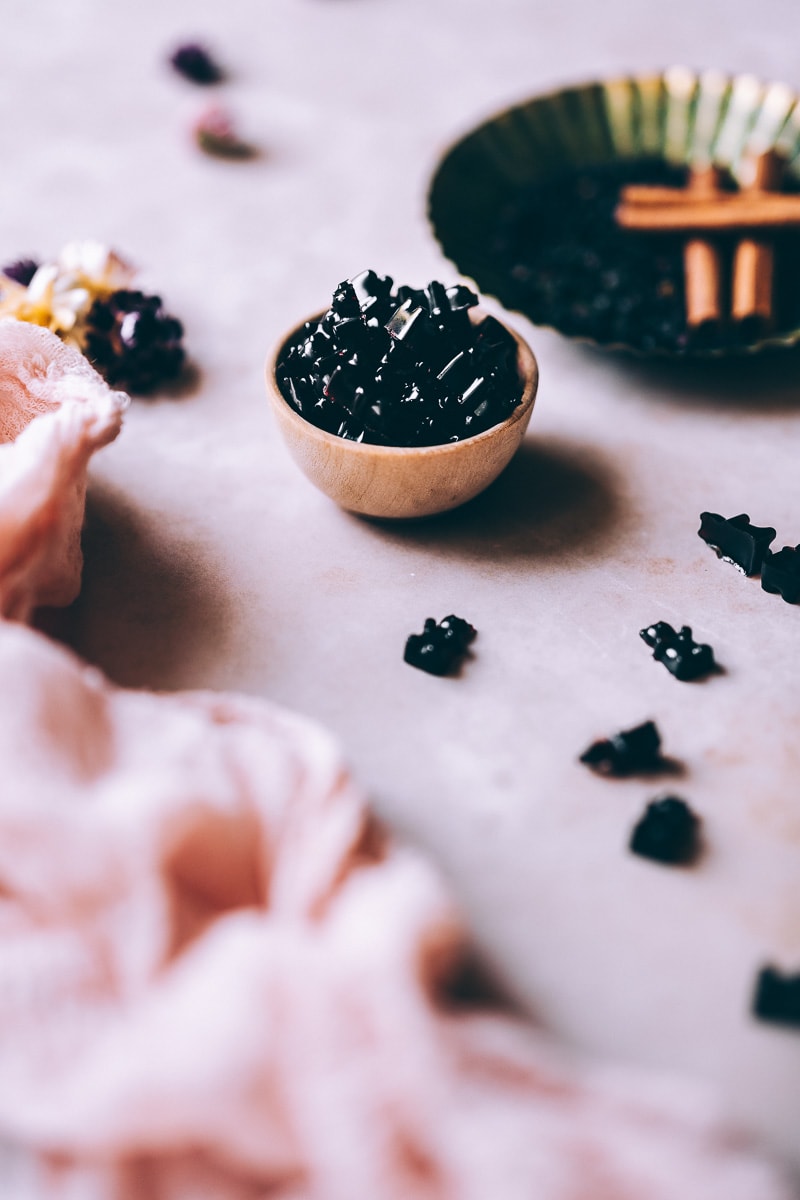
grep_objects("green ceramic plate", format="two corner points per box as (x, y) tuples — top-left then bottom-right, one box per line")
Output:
(428, 69), (800, 356)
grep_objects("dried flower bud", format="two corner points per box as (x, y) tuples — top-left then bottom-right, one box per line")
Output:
(1, 258), (39, 287)
(193, 104), (258, 160)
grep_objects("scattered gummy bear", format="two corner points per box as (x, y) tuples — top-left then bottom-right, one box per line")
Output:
(629, 796), (700, 865)
(404, 615), (477, 676)
(752, 966), (800, 1029)
(761, 544), (800, 604)
(579, 720), (665, 777)
(639, 621), (716, 682)
(698, 512), (776, 576)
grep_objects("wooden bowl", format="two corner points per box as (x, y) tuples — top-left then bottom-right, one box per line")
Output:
(265, 312), (538, 520)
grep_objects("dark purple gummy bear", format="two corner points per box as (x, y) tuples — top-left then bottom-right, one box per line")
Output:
(629, 796), (700, 865)
(698, 512), (776, 576)
(404, 615), (477, 676)
(639, 621), (716, 682)
(752, 966), (800, 1029)
(579, 720), (663, 776)
(761, 545), (800, 604)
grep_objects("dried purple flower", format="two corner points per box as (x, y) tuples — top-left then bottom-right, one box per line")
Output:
(170, 43), (224, 85)
(83, 290), (185, 395)
(2, 258), (40, 287)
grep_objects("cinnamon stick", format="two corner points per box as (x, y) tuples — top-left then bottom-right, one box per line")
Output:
(620, 184), (725, 206)
(683, 166), (724, 330)
(731, 151), (784, 333)
(615, 193), (800, 232)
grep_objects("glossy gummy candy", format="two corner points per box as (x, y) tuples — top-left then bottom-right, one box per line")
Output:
(579, 720), (664, 776)
(698, 512), (776, 576)
(752, 966), (800, 1029)
(277, 273), (522, 447)
(761, 544), (800, 603)
(629, 796), (700, 865)
(404, 615), (477, 676)
(639, 622), (715, 682)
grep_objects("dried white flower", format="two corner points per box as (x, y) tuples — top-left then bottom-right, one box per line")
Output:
(0, 241), (135, 346)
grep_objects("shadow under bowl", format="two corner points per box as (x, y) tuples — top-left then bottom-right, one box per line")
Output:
(266, 313), (539, 520)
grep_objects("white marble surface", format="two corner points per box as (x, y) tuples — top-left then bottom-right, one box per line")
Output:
(2, 0), (800, 1184)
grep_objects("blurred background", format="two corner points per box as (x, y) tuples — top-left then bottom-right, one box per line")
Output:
(0, 0), (798, 1184)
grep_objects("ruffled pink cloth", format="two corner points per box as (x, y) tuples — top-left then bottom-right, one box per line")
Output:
(0, 319), (125, 622)
(0, 318), (793, 1199)
(0, 622), (793, 1200)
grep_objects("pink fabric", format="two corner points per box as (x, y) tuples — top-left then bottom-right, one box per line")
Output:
(0, 622), (792, 1200)
(0, 317), (792, 1198)
(0, 319), (125, 622)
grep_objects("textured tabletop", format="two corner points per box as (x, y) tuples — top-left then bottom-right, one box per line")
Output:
(2, 0), (799, 1183)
